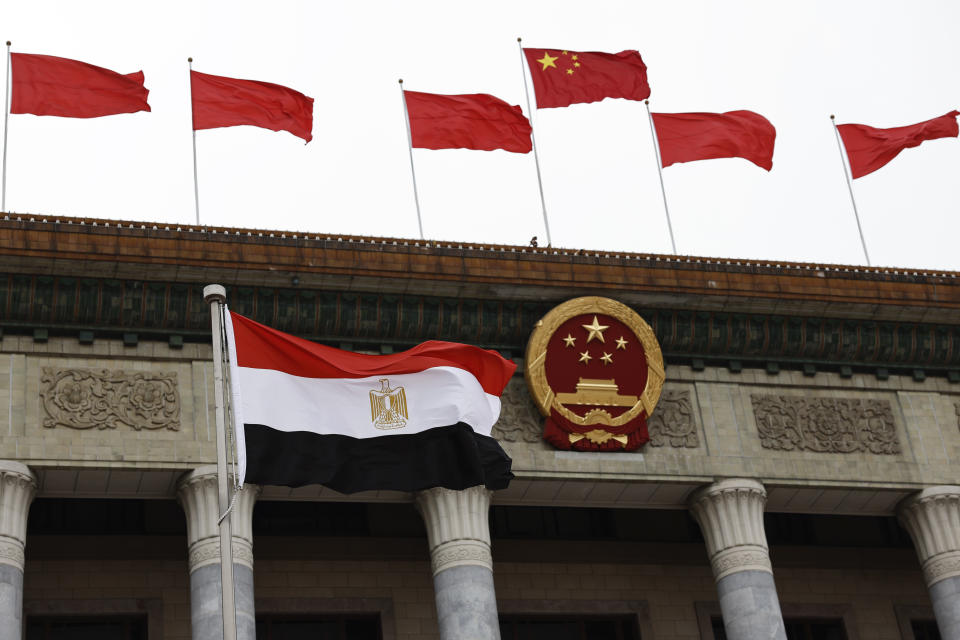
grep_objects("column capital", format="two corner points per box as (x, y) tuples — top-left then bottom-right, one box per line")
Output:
(176, 465), (260, 573)
(415, 486), (493, 575)
(689, 478), (771, 581)
(0, 460), (37, 571)
(897, 485), (960, 587)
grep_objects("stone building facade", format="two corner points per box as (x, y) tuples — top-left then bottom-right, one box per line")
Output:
(0, 214), (959, 639)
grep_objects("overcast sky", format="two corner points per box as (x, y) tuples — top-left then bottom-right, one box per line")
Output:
(3, 1), (959, 271)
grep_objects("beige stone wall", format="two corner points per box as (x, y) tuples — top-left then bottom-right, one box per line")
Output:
(2, 336), (959, 494)
(22, 540), (933, 640)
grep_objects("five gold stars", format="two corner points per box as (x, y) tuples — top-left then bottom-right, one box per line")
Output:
(581, 316), (609, 343)
(578, 350), (592, 364)
(615, 336), (628, 350)
(536, 52), (558, 71)
(562, 334), (576, 347)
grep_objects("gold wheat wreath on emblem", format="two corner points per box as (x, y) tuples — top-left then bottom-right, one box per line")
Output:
(370, 378), (409, 430)
(524, 297), (664, 427)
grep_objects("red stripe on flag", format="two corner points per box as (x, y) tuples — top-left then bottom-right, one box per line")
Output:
(229, 312), (516, 396)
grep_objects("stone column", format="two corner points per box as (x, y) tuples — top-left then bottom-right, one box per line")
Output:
(177, 466), (260, 640)
(898, 486), (960, 640)
(0, 461), (36, 640)
(416, 486), (501, 640)
(689, 478), (787, 640)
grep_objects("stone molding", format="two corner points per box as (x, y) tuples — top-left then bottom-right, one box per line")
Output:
(491, 378), (542, 444)
(689, 478), (772, 581)
(647, 390), (699, 448)
(897, 486), (960, 587)
(0, 461), (37, 571)
(40, 367), (180, 431)
(415, 486), (493, 575)
(176, 465), (260, 573)
(751, 394), (900, 455)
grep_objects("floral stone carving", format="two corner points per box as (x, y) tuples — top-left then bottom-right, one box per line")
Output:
(40, 367), (180, 431)
(647, 390), (698, 448)
(751, 394), (899, 454)
(491, 377), (542, 444)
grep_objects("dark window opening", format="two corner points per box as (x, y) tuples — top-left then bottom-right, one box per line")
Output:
(499, 614), (640, 640)
(911, 620), (942, 640)
(27, 499), (185, 536)
(255, 614), (382, 640)
(712, 617), (847, 640)
(26, 615), (147, 640)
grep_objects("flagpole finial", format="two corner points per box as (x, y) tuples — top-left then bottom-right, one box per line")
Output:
(398, 79), (403, 85)
(517, 37), (522, 42)
(188, 57), (193, 63)
(203, 284), (226, 304)
(830, 114), (835, 120)
(5, 42), (10, 46)
(645, 99), (650, 105)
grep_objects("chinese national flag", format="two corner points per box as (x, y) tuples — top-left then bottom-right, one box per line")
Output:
(404, 91), (532, 153)
(11, 53), (150, 118)
(837, 111), (959, 179)
(522, 48), (650, 108)
(652, 111), (776, 171)
(190, 70), (314, 143)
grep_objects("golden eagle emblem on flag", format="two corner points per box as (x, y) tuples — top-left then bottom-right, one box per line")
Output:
(369, 378), (408, 430)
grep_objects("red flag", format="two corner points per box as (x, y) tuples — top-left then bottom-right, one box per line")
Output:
(837, 111), (959, 179)
(10, 53), (150, 118)
(190, 70), (314, 143)
(522, 48), (650, 109)
(652, 111), (776, 171)
(404, 91), (532, 153)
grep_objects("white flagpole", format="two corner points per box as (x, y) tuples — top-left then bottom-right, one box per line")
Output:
(644, 100), (677, 255)
(2, 41), (11, 212)
(189, 58), (200, 226)
(204, 284), (239, 640)
(830, 115), (871, 266)
(516, 37), (552, 247)
(398, 79), (424, 240)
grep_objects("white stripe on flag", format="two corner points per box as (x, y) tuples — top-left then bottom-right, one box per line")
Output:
(236, 365), (502, 440)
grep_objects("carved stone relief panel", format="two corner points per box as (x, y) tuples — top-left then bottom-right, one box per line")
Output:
(751, 394), (899, 455)
(40, 368), (180, 431)
(492, 378), (543, 444)
(647, 390), (699, 448)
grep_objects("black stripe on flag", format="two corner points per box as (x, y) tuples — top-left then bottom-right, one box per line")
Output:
(243, 423), (514, 493)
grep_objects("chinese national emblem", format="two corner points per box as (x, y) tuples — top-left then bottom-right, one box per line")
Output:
(524, 297), (664, 451)
(369, 378), (408, 430)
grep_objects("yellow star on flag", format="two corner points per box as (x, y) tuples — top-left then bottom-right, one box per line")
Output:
(601, 352), (613, 365)
(537, 52), (558, 71)
(563, 334), (576, 347)
(578, 350), (592, 364)
(566, 69), (574, 75)
(582, 316), (609, 343)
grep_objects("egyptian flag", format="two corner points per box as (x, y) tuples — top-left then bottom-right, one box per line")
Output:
(225, 311), (515, 493)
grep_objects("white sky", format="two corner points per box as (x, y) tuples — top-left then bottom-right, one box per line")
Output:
(3, 1), (959, 270)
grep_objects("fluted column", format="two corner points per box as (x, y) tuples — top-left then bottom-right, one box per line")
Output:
(177, 466), (260, 640)
(416, 486), (500, 640)
(689, 478), (786, 640)
(0, 461), (36, 640)
(898, 486), (960, 640)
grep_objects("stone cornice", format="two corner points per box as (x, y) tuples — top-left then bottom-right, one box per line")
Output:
(0, 214), (957, 321)
(1, 271), (958, 373)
